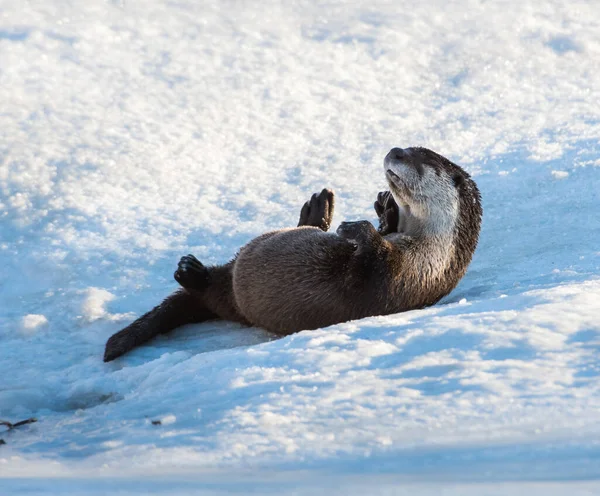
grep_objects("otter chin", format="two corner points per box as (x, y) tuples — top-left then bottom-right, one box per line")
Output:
(103, 147), (482, 362)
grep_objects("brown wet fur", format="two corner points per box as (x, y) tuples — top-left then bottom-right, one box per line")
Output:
(104, 150), (482, 362)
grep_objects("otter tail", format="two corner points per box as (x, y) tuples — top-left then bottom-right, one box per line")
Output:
(103, 290), (214, 362)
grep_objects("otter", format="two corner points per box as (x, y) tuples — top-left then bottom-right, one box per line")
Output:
(103, 147), (482, 362)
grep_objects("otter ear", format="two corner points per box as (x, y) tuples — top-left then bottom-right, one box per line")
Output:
(452, 172), (465, 188)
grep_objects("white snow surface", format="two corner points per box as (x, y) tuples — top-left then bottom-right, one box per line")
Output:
(1, 0), (600, 493)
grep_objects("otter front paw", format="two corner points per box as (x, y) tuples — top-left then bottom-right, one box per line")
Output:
(174, 254), (210, 290)
(298, 188), (335, 231)
(374, 191), (400, 235)
(336, 220), (378, 245)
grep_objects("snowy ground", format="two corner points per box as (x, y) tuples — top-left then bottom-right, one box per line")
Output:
(1, 0), (600, 493)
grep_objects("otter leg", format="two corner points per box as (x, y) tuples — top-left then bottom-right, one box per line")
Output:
(374, 191), (399, 235)
(297, 188), (335, 231)
(103, 290), (214, 362)
(194, 261), (247, 323)
(174, 255), (245, 323)
(104, 259), (248, 362)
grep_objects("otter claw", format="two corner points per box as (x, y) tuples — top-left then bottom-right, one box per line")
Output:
(174, 254), (209, 290)
(177, 255), (204, 273)
(374, 190), (400, 235)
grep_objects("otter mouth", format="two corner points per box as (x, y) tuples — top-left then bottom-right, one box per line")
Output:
(385, 169), (401, 182)
(385, 168), (416, 219)
(384, 147), (422, 211)
(385, 168), (412, 198)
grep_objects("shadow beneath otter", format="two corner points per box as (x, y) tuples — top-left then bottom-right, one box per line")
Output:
(111, 320), (278, 368)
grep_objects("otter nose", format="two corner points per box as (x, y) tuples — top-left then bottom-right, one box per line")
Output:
(387, 147), (406, 161)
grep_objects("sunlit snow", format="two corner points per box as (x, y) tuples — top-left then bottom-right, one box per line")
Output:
(1, 0), (599, 493)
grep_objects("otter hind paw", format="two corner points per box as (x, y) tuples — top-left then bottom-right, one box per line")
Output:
(297, 188), (335, 231)
(174, 254), (210, 290)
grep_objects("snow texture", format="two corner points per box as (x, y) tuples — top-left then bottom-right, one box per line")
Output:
(1, 0), (600, 493)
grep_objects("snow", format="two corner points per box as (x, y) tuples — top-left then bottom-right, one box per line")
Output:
(551, 170), (570, 179)
(81, 287), (117, 321)
(20, 314), (48, 335)
(1, 0), (600, 493)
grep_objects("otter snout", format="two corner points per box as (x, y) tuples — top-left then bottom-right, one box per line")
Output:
(386, 147), (406, 162)
(384, 147), (424, 177)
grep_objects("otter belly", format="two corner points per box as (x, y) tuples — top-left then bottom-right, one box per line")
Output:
(232, 227), (356, 334)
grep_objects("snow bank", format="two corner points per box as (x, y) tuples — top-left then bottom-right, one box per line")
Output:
(1, 0), (599, 492)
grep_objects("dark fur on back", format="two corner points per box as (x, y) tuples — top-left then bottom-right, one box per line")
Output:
(103, 148), (482, 361)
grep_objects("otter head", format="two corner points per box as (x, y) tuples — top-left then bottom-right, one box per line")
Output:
(384, 146), (482, 279)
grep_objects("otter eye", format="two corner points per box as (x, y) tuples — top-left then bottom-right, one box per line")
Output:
(452, 173), (464, 188)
